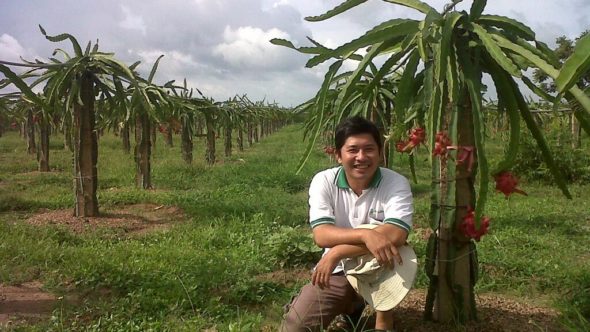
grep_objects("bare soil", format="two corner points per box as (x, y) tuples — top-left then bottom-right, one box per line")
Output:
(388, 289), (561, 332)
(24, 203), (186, 235)
(257, 269), (562, 331)
(325, 288), (561, 332)
(2, 205), (563, 331)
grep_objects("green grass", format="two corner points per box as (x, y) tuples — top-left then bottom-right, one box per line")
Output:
(0, 126), (589, 331)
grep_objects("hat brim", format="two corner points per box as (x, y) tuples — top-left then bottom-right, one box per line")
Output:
(343, 224), (418, 311)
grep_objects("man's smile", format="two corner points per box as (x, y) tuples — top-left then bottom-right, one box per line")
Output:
(353, 164), (370, 169)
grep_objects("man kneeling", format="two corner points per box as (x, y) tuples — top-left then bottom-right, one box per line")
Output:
(280, 116), (417, 331)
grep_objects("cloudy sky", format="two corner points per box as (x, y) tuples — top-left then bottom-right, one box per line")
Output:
(1, 0), (588, 106)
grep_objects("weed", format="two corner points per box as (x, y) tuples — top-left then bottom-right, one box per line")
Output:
(264, 226), (322, 269)
(513, 128), (590, 184)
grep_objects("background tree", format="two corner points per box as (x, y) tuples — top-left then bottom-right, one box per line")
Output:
(12, 96), (52, 171)
(533, 30), (590, 92)
(125, 55), (173, 189)
(1, 61), (49, 169)
(198, 96), (218, 166)
(1, 26), (153, 216)
(533, 30), (589, 148)
(169, 80), (197, 164)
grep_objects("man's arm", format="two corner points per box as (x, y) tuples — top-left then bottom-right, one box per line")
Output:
(311, 224), (368, 248)
(312, 223), (407, 261)
(311, 224), (408, 288)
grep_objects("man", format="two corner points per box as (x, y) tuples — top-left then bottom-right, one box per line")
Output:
(280, 116), (414, 331)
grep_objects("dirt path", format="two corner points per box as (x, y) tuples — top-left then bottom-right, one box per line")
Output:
(0, 281), (58, 328)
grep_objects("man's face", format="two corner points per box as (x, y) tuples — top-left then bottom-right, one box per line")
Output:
(337, 133), (380, 187)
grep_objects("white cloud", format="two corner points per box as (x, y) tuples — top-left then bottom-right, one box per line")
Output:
(272, 0), (289, 9)
(135, 49), (217, 82)
(194, 0), (216, 5)
(119, 5), (146, 35)
(0, 34), (26, 61)
(0, 34), (46, 90)
(138, 50), (196, 67)
(186, 77), (234, 100)
(212, 26), (294, 70)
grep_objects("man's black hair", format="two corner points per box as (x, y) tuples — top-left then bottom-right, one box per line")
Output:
(334, 116), (382, 152)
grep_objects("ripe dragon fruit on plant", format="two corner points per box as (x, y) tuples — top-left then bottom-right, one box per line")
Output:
(395, 140), (407, 153)
(396, 127), (426, 153)
(432, 131), (476, 171)
(493, 171), (527, 198)
(432, 131), (452, 157)
(460, 208), (490, 241)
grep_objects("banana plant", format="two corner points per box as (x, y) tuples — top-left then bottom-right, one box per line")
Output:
(272, 0), (590, 324)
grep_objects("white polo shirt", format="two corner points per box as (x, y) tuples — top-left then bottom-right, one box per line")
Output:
(309, 166), (413, 231)
(308, 166), (413, 272)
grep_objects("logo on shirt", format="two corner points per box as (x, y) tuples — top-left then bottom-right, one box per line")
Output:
(369, 208), (384, 221)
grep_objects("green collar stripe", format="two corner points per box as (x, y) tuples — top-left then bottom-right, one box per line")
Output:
(310, 217), (335, 229)
(335, 167), (349, 188)
(384, 218), (411, 233)
(335, 167), (382, 189)
(368, 168), (382, 187)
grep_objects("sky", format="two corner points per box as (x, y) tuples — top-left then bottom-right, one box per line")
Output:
(1, 0), (589, 107)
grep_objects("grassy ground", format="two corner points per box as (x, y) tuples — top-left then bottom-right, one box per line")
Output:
(0, 125), (588, 331)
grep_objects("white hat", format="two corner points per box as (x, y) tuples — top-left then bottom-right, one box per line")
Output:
(343, 224), (418, 311)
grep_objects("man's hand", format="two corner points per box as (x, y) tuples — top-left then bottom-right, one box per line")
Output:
(311, 251), (340, 289)
(362, 229), (403, 267)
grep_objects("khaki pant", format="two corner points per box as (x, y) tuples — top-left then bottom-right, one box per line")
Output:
(280, 273), (364, 332)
